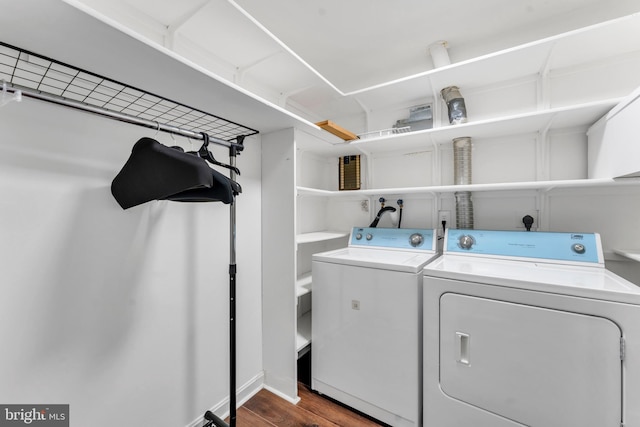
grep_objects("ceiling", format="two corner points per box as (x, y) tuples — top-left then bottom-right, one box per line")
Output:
(74, 0), (640, 124)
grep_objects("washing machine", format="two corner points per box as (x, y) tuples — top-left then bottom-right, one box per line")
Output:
(312, 227), (438, 427)
(423, 229), (640, 427)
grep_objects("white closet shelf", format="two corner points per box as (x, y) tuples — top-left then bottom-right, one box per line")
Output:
(296, 272), (313, 298)
(0, 42), (257, 142)
(613, 250), (640, 263)
(296, 311), (311, 354)
(298, 178), (640, 198)
(351, 12), (640, 109)
(1, 0), (319, 137)
(296, 231), (349, 244)
(304, 99), (620, 156)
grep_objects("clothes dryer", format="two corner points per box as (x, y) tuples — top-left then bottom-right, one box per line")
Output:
(423, 229), (640, 427)
(312, 227), (438, 427)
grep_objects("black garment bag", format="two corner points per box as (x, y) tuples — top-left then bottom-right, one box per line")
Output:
(111, 137), (240, 209)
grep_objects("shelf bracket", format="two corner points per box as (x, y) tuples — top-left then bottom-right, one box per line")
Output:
(537, 42), (555, 110)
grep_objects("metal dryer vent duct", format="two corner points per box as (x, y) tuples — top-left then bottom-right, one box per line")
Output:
(441, 86), (468, 125)
(441, 85), (473, 229)
(453, 137), (474, 229)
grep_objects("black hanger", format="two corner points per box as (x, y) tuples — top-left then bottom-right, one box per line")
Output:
(197, 132), (241, 175)
(111, 137), (239, 209)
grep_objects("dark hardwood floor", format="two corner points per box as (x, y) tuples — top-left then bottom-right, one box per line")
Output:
(229, 383), (387, 426)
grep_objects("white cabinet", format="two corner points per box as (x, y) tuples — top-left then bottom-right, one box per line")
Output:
(588, 85), (640, 179)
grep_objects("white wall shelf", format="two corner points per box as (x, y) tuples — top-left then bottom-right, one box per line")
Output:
(352, 12), (640, 112)
(613, 250), (640, 263)
(298, 178), (640, 198)
(300, 99), (621, 157)
(1, 0), (320, 138)
(296, 231), (349, 244)
(296, 272), (313, 298)
(296, 311), (311, 354)
(0, 41), (259, 143)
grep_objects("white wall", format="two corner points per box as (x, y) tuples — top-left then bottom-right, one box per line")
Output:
(0, 99), (263, 426)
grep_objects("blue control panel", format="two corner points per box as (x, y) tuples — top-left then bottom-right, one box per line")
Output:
(445, 229), (602, 263)
(350, 227), (435, 251)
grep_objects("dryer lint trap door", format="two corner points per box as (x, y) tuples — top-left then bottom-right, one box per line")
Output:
(440, 294), (622, 427)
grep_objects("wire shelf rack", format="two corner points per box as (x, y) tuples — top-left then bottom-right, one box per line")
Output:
(0, 41), (258, 141)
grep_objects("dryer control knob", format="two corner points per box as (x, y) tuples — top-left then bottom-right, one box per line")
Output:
(458, 234), (475, 250)
(410, 233), (424, 247)
(572, 243), (586, 254)
(366, 233), (373, 241)
(355, 233), (363, 240)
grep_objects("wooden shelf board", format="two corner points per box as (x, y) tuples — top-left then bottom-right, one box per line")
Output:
(315, 120), (359, 141)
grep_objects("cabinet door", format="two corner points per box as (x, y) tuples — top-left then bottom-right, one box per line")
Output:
(440, 293), (622, 427)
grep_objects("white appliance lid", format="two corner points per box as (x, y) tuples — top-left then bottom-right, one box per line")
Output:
(313, 246), (438, 273)
(426, 229), (640, 304)
(424, 254), (640, 304)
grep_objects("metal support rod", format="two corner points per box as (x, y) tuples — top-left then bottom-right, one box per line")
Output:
(200, 139), (243, 427)
(3, 84), (243, 150)
(228, 144), (238, 427)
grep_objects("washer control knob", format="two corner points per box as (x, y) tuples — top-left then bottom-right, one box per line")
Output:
(458, 234), (475, 250)
(572, 243), (586, 254)
(410, 233), (424, 247)
(366, 233), (373, 241)
(355, 233), (363, 240)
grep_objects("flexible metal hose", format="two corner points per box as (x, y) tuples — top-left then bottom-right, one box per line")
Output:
(453, 136), (474, 229)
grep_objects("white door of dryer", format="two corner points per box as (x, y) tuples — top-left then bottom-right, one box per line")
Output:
(440, 293), (622, 427)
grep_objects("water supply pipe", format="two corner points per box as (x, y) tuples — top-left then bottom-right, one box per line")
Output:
(428, 41), (451, 68)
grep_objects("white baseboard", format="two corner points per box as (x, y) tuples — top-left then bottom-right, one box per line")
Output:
(185, 371), (265, 427)
(263, 384), (301, 405)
